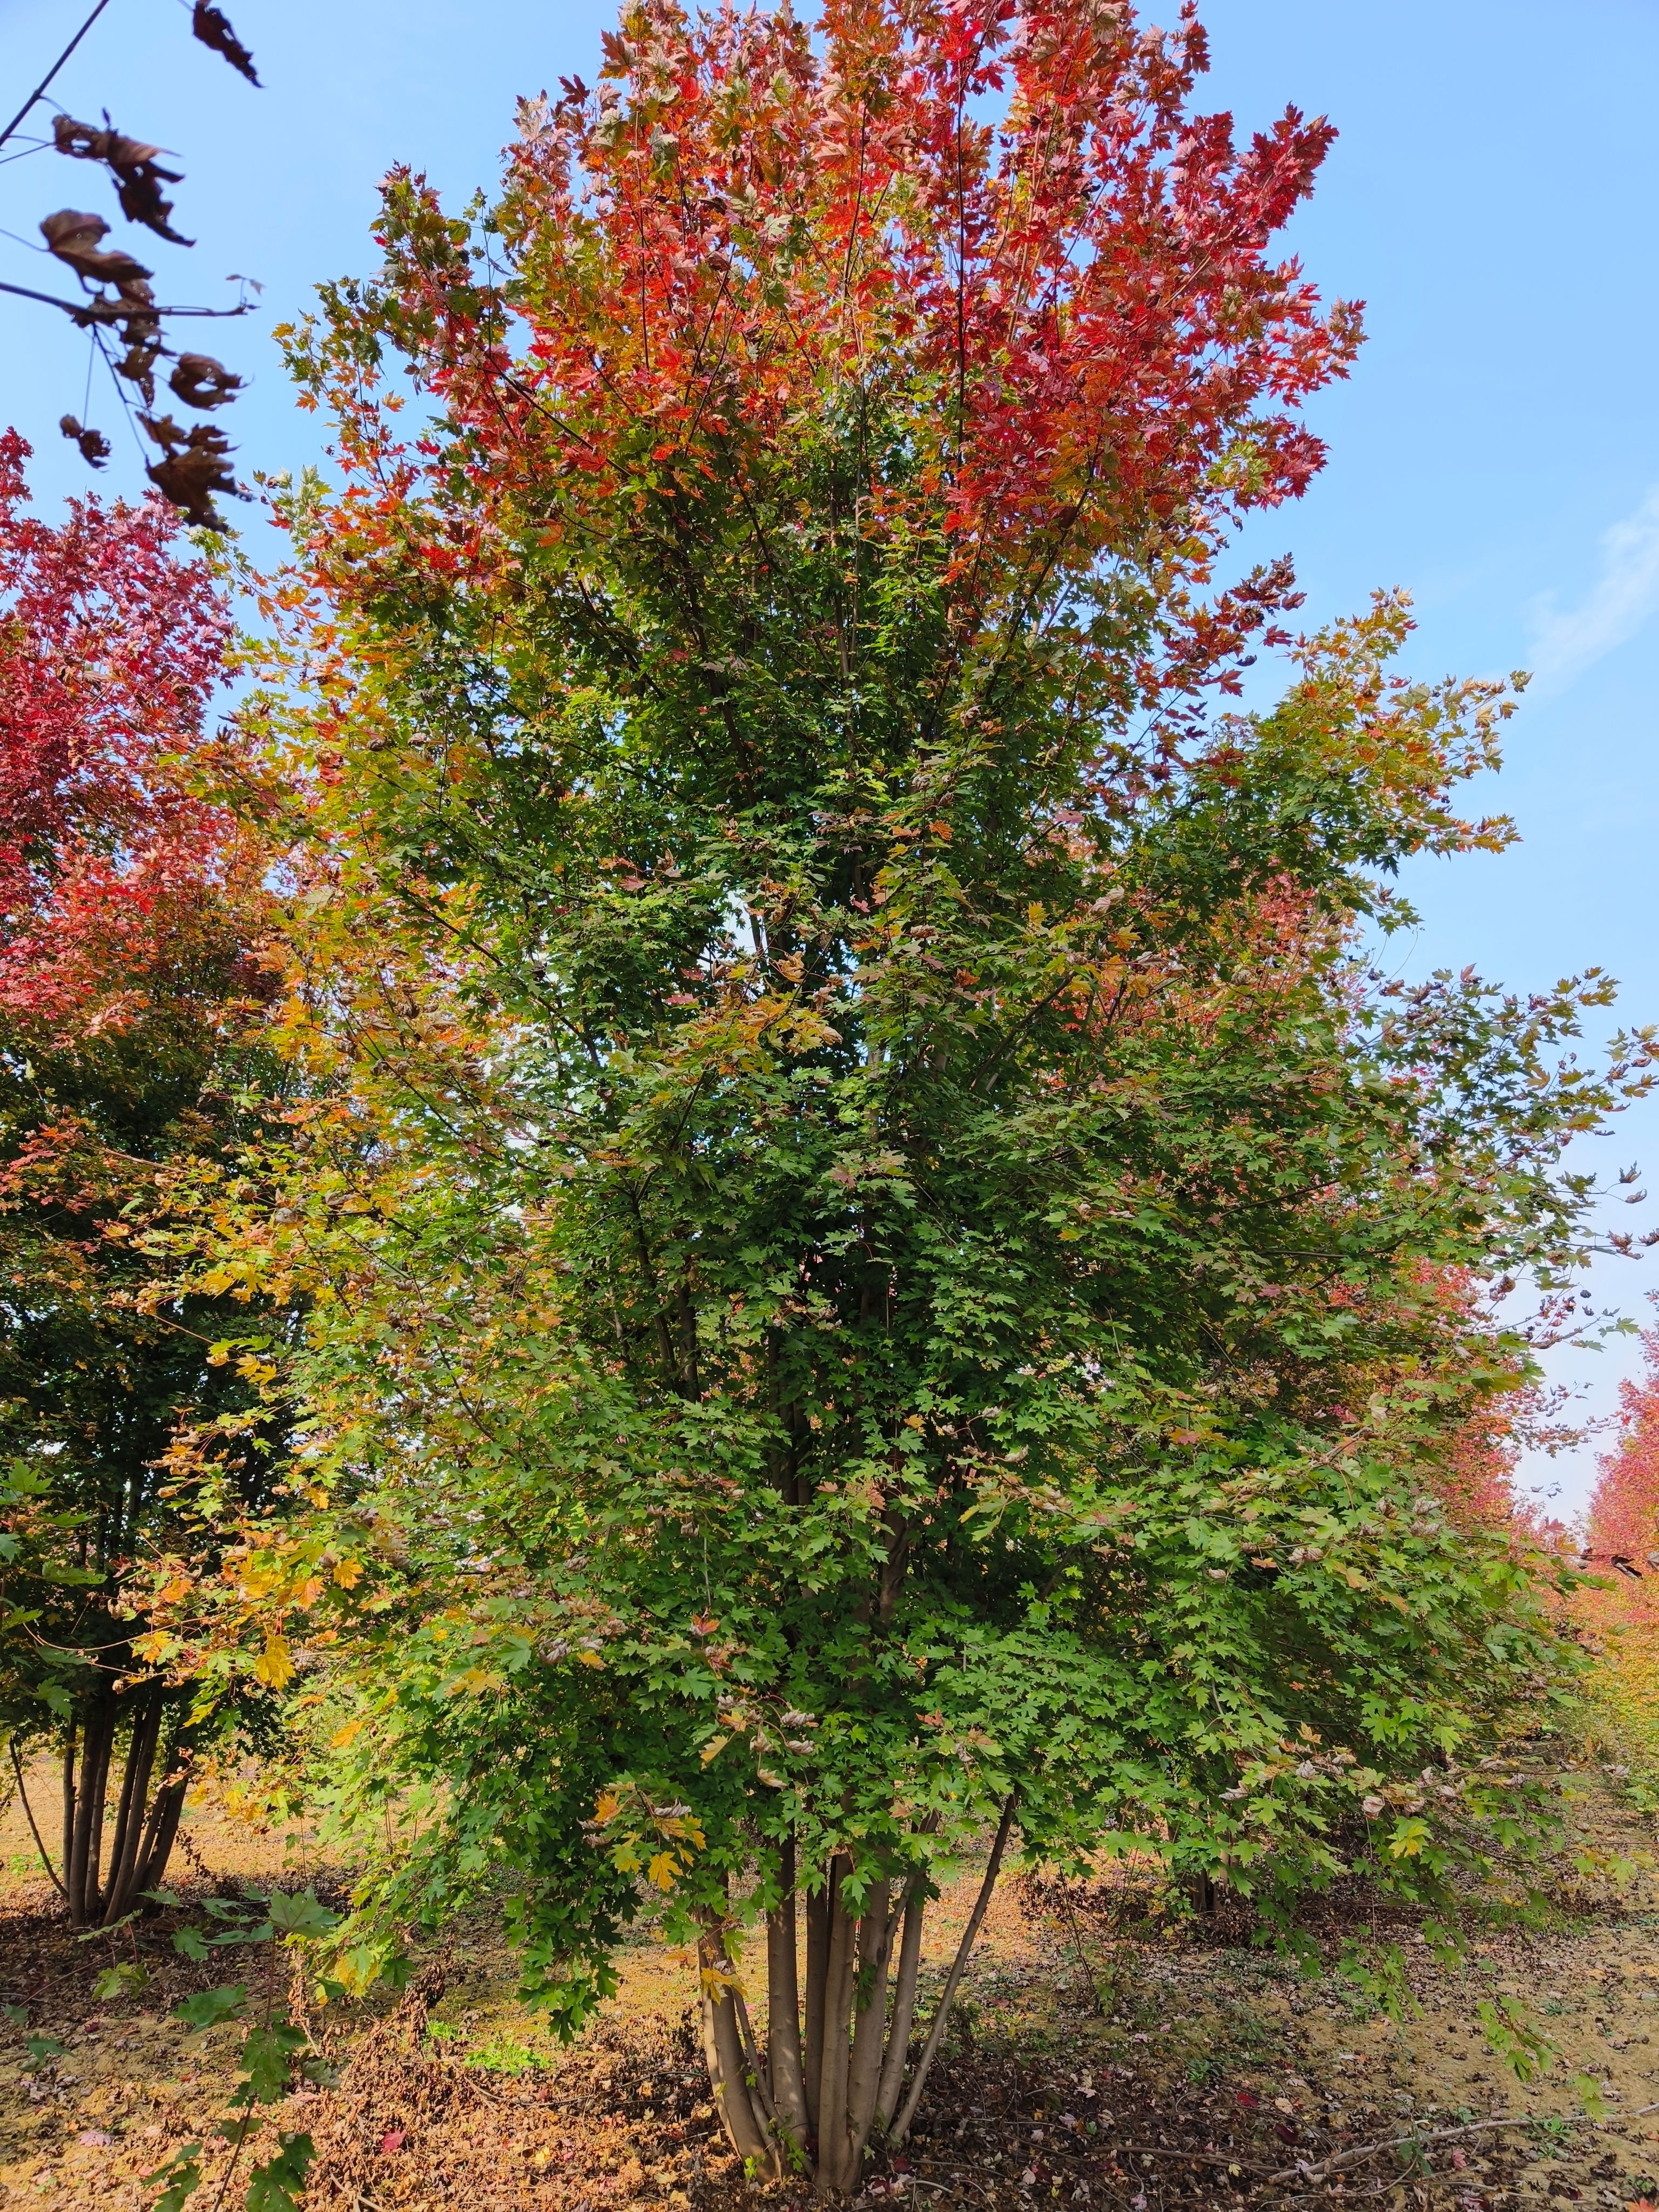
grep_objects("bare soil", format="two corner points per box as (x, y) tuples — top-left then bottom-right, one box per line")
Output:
(4, 1764), (1659, 2210)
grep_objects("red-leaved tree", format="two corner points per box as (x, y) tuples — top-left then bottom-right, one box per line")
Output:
(0, 429), (275, 1926)
(1589, 1333), (1659, 1599)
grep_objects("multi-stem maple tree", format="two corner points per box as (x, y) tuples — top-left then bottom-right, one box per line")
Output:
(235, 0), (1647, 2193)
(0, 428), (279, 1926)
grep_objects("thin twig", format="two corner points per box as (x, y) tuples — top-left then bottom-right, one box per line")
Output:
(7, 1741), (68, 1899)
(0, 278), (252, 320)
(1115, 2145), (1277, 2174)
(1262, 2099), (1659, 2189)
(1058, 1885), (1109, 2017)
(0, 0), (117, 152)
(890, 1798), (1017, 2146)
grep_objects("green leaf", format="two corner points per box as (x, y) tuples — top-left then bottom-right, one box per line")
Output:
(266, 1888), (340, 1941)
(1569, 2070), (1612, 2121)
(171, 1984), (247, 2031)
(141, 2142), (203, 2212)
(237, 2021), (307, 2105)
(1476, 1995), (1556, 2086)
(93, 1962), (147, 2000)
(172, 1927), (210, 1961)
(244, 2132), (314, 2212)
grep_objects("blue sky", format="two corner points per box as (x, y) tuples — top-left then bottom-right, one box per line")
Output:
(4, 0), (1658, 1511)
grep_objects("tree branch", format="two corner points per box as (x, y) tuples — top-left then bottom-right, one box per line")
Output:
(890, 1797), (1016, 2146)
(8, 1739), (68, 1899)
(1, 0), (116, 153)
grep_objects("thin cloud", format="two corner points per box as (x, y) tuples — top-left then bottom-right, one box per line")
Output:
(1528, 484), (1659, 693)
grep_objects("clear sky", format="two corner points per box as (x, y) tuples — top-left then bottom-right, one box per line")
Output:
(4, 0), (1658, 1513)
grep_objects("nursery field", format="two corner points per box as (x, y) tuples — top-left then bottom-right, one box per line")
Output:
(5, 1755), (1659, 2212)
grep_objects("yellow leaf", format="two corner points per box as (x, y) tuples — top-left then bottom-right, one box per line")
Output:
(252, 1634), (296, 1689)
(594, 1790), (621, 1824)
(329, 1716), (367, 1750)
(577, 1648), (603, 1668)
(646, 1853), (678, 1892)
(131, 1631), (174, 1664)
(332, 1557), (365, 1589)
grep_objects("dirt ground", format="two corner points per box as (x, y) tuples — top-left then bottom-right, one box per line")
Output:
(5, 1760), (1659, 2210)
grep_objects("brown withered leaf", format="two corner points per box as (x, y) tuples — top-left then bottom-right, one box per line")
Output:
(168, 353), (243, 409)
(114, 332), (165, 406)
(52, 116), (193, 246)
(52, 114), (167, 170)
(39, 210), (153, 289)
(58, 415), (111, 469)
(191, 3), (260, 85)
(139, 413), (240, 527)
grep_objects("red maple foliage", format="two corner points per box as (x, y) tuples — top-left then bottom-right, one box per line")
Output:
(290, 0), (1359, 724)
(0, 427), (241, 1024)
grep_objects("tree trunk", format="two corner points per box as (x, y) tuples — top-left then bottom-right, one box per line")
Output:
(102, 1684), (164, 1923)
(697, 1921), (777, 2176)
(844, 1880), (894, 2170)
(131, 1749), (189, 1899)
(60, 1724), (77, 1894)
(803, 1871), (828, 2134)
(814, 1856), (857, 2196)
(697, 1810), (1016, 2202)
(889, 1797), (1016, 2148)
(766, 1837), (810, 2168)
(51, 1689), (192, 1926)
(65, 1696), (116, 1926)
(873, 1877), (925, 2138)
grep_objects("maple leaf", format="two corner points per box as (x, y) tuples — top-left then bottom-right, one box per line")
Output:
(191, 2), (261, 85)
(252, 1635), (296, 1689)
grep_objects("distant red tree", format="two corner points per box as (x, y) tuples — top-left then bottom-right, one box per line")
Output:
(1588, 1329), (1659, 1614)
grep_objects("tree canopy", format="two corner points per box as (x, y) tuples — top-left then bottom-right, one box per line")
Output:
(176, 1), (1657, 2194)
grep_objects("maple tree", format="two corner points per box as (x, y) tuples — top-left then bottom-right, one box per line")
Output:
(0, 428), (278, 1927)
(214, 0), (1649, 2194)
(1578, 1334), (1659, 1771)
(1588, 1333), (1659, 1589)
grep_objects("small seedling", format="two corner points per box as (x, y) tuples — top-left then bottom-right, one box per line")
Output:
(469, 2033), (547, 2075)
(1476, 1994), (1556, 2086)
(93, 1962), (149, 2001)
(143, 1891), (339, 2212)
